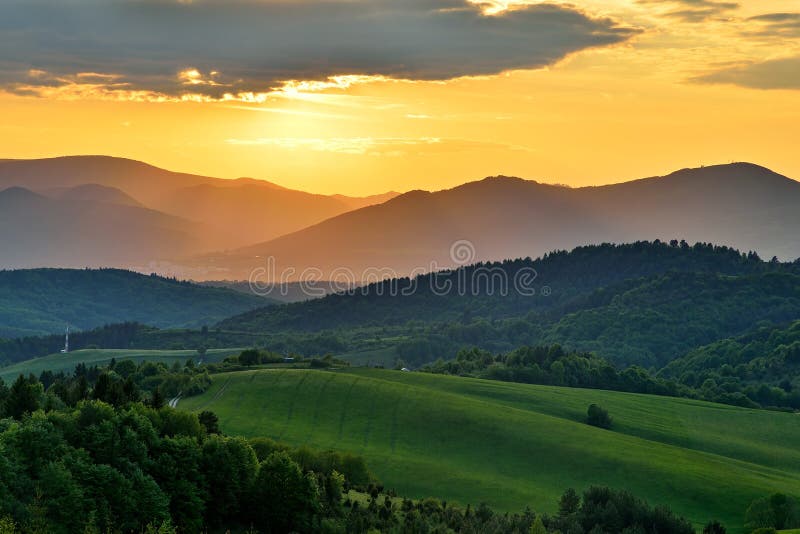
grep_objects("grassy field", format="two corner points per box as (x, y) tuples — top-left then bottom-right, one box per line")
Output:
(0, 348), (242, 382)
(180, 368), (800, 532)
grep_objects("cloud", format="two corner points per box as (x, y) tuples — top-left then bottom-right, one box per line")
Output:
(743, 13), (800, 38)
(0, 0), (639, 100)
(692, 56), (800, 89)
(639, 0), (738, 22)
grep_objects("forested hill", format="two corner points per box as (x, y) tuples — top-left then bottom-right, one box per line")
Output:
(0, 269), (271, 338)
(659, 320), (800, 405)
(219, 241), (797, 333)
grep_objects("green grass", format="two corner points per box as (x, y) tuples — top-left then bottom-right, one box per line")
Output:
(0, 348), (242, 382)
(180, 368), (800, 532)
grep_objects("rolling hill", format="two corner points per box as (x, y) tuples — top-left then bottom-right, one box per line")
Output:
(179, 367), (800, 532)
(0, 268), (271, 338)
(192, 162), (800, 280)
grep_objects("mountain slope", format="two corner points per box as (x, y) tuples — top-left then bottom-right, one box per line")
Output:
(193, 163), (800, 280)
(158, 182), (390, 249)
(659, 320), (800, 405)
(54, 183), (144, 207)
(0, 268), (271, 338)
(216, 241), (789, 332)
(541, 271), (800, 367)
(0, 156), (400, 255)
(0, 186), (205, 269)
(576, 163), (800, 260)
(215, 242), (800, 369)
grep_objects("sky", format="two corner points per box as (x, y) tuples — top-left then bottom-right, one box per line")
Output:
(0, 0), (798, 195)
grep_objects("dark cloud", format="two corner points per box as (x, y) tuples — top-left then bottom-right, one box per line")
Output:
(0, 0), (639, 98)
(744, 12), (800, 38)
(639, 0), (738, 22)
(692, 56), (800, 89)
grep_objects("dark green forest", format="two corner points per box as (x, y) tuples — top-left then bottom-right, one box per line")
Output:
(660, 320), (800, 408)
(422, 344), (800, 410)
(214, 242), (800, 369)
(0, 268), (270, 338)
(219, 241), (792, 333)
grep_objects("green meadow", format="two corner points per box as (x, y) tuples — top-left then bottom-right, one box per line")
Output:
(0, 347), (241, 382)
(179, 368), (800, 532)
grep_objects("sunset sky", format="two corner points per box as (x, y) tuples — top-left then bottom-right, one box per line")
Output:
(1, 0), (798, 195)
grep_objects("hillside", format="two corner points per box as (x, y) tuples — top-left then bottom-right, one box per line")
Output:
(218, 241), (785, 332)
(0, 269), (271, 338)
(0, 186), (208, 269)
(216, 242), (800, 368)
(660, 321), (800, 405)
(158, 183), (398, 250)
(179, 368), (800, 531)
(541, 271), (800, 366)
(192, 163), (800, 280)
(0, 156), (399, 264)
(50, 183), (144, 207)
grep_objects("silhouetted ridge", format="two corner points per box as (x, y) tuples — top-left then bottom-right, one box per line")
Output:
(0, 186), (43, 202)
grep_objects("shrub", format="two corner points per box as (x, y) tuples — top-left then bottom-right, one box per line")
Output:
(587, 404), (612, 429)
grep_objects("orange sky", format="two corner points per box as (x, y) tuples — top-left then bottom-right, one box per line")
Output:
(1, 0), (798, 195)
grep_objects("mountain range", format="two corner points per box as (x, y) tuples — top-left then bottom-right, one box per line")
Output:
(0, 185), (200, 269)
(190, 162), (800, 281)
(2, 157), (799, 279)
(0, 156), (398, 268)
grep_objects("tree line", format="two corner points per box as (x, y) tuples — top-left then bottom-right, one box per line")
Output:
(421, 344), (799, 410)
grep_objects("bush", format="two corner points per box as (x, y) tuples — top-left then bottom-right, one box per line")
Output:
(587, 404), (613, 429)
(702, 520), (726, 534)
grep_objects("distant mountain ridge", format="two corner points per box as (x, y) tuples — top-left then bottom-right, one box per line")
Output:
(0, 185), (202, 269)
(2, 157), (799, 278)
(50, 183), (144, 207)
(0, 156), (400, 268)
(191, 162), (800, 281)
